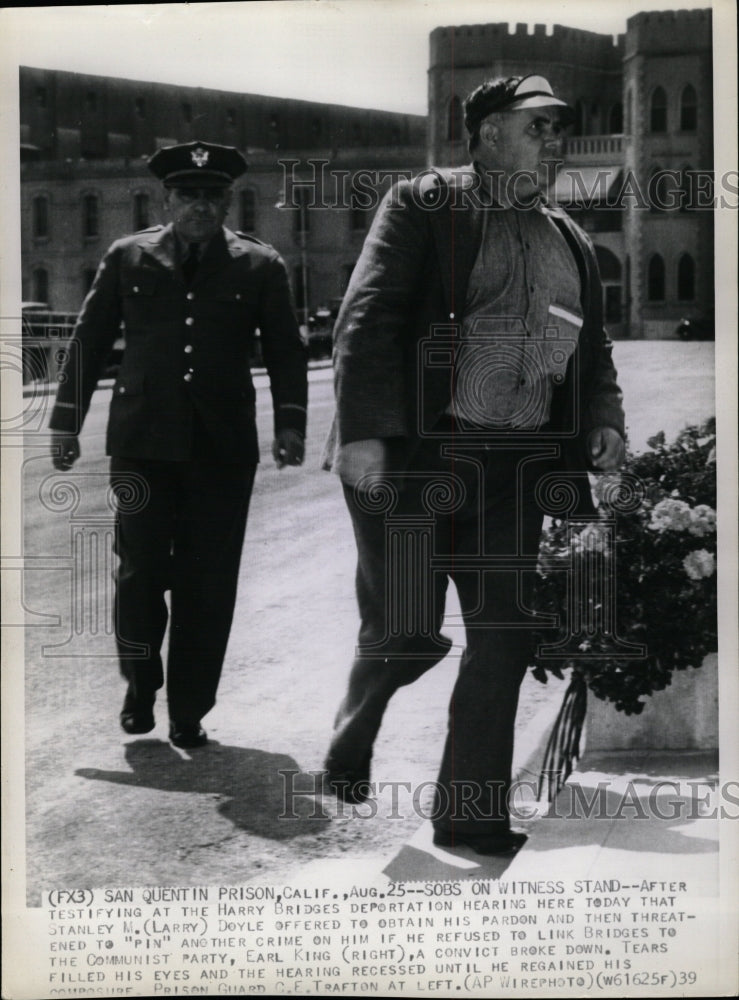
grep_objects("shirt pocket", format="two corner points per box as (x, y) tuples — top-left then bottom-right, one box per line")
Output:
(544, 303), (583, 384)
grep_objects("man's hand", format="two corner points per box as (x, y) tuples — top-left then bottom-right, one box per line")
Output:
(334, 439), (387, 490)
(587, 427), (625, 472)
(272, 428), (305, 468)
(51, 433), (80, 471)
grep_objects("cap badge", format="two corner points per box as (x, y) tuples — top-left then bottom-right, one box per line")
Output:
(191, 147), (209, 168)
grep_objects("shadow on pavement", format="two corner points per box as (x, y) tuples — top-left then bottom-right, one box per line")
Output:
(76, 739), (331, 841)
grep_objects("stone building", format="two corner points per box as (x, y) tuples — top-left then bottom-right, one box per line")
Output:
(428, 9), (714, 337)
(20, 8), (714, 338)
(20, 67), (426, 318)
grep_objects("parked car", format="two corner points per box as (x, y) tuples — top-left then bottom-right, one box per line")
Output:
(675, 309), (714, 341)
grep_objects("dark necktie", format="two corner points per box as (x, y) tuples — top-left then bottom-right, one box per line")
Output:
(182, 242), (200, 285)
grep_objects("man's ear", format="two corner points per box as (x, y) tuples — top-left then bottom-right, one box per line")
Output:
(479, 122), (498, 150)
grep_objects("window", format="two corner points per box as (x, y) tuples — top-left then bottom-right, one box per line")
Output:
(83, 194), (99, 238)
(625, 89), (633, 135)
(608, 103), (623, 133)
(650, 87), (667, 132)
(647, 255), (665, 301)
(182, 102), (193, 124)
(226, 107), (237, 126)
(32, 196), (49, 238)
(135, 97), (146, 118)
(447, 96), (463, 142)
(35, 86), (47, 108)
(33, 267), (49, 303)
(680, 85), (698, 131)
(239, 189), (256, 232)
(85, 91), (98, 112)
(133, 192), (150, 231)
(312, 117), (323, 138)
(293, 185), (311, 235)
(677, 254), (695, 300)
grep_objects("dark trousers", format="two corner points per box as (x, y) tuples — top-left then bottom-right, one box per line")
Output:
(329, 433), (554, 835)
(110, 456), (256, 723)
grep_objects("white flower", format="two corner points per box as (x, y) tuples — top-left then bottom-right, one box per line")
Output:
(688, 504), (717, 537)
(649, 498), (692, 533)
(683, 549), (716, 581)
(570, 523), (610, 555)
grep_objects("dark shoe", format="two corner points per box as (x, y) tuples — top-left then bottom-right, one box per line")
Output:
(169, 722), (208, 749)
(120, 689), (155, 735)
(323, 754), (372, 804)
(432, 829), (528, 856)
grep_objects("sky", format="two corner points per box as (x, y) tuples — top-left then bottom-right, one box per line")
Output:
(0, 0), (721, 115)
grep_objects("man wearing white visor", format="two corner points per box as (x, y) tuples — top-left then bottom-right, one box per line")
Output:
(322, 75), (625, 854)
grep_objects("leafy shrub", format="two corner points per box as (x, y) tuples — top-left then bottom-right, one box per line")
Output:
(530, 418), (717, 715)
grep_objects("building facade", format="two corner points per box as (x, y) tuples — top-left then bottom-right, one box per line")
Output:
(20, 67), (426, 318)
(428, 9), (714, 338)
(20, 8), (714, 338)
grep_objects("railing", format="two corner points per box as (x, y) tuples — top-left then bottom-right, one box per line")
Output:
(564, 135), (624, 156)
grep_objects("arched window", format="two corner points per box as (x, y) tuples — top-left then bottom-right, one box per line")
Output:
(33, 267), (49, 303)
(680, 85), (697, 131)
(677, 254), (695, 300)
(608, 103), (623, 133)
(239, 188), (256, 232)
(647, 254), (665, 301)
(82, 194), (99, 238)
(133, 192), (150, 231)
(32, 195), (49, 238)
(447, 96), (463, 142)
(650, 87), (667, 132)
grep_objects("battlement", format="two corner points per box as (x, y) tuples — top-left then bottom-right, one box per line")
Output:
(430, 22), (624, 70)
(625, 9), (712, 57)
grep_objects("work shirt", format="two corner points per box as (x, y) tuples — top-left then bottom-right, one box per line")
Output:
(449, 201), (582, 429)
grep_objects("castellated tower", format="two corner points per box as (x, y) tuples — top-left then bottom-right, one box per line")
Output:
(428, 12), (714, 339)
(623, 8), (713, 337)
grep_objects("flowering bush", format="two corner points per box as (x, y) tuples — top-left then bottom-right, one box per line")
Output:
(530, 418), (717, 715)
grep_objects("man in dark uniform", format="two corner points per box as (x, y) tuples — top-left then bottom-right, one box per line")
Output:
(322, 77), (625, 853)
(49, 141), (307, 748)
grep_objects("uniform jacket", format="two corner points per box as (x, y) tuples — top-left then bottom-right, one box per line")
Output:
(50, 223), (307, 464)
(324, 166), (625, 511)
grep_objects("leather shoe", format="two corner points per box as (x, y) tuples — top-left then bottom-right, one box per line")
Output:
(169, 722), (208, 749)
(432, 829), (528, 856)
(120, 689), (155, 735)
(323, 753), (372, 804)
